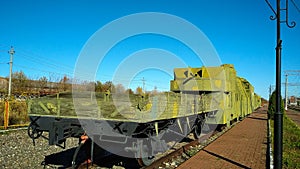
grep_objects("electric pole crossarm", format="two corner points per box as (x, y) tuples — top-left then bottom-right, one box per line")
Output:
(285, 70), (300, 76)
(141, 77), (146, 92)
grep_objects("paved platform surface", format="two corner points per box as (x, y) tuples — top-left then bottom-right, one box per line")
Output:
(177, 106), (268, 169)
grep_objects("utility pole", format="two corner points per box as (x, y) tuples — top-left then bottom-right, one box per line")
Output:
(269, 85), (272, 98)
(8, 46), (15, 99)
(284, 70), (300, 108)
(142, 77), (146, 92)
(265, 0), (296, 168)
(274, 0), (283, 167)
(285, 74), (288, 110)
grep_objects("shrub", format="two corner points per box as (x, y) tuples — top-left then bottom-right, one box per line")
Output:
(9, 101), (29, 125)
(0, 101), (29, 127)
(268, 90), (285, 119)
(0, 102), (4, 126)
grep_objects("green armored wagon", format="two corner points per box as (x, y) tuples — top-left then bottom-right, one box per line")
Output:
(27, 64), (261, 167)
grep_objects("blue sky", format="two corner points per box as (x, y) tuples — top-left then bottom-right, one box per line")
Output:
(0, 0), (300, 99)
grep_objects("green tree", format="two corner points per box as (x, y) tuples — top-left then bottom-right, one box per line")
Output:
(268, 90), (285, 119)
(95, 81), (103, 92)
(103, 81), (115, 93)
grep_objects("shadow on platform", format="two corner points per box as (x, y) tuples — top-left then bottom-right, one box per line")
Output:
(203, 149), (251, 169)
(247, 116), (268, 121)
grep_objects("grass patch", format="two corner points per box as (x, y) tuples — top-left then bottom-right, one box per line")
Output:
(282, 115), (300, 169)
(271, 114), (300, 169)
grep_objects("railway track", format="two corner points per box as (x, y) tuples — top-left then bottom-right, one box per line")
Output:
(73, 120), (239, 169)
(288, 105), (300, 112)
(144, 122), (237, 169)
(0, 126), (28, 134)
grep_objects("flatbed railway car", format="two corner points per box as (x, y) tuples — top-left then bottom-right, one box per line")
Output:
(27, 64), (261, 167)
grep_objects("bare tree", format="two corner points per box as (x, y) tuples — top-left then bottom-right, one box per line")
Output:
(151, 86), (159, 95)
(38, 76), (48, 90)
(115, 83), (125, 94)
(11, 71), (28, 94)
(125, 88), (134, 95)
(59, 75), (71, 92)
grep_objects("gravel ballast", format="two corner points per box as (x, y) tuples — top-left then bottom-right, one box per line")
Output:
(0, 129), (78, 169)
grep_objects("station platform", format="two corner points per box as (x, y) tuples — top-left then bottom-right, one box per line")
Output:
(177, 106), (268, 169)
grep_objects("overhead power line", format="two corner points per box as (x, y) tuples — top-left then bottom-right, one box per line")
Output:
(16, 48), (75, 70)
(291, 0), (300, 13)
(16, 52), (75, 73)
(2, 46), (173, 89)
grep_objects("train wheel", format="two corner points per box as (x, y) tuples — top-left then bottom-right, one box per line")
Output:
(193, 116), (205, 139)
(137, 156), (155, 166)
(137, 141), (155, 166)
(193, 124), (202, 139)
(27, 122), (43, 139)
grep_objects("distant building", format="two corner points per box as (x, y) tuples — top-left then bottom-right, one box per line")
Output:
(289, 96), (298, 106)
(297, 97), (300, 106)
